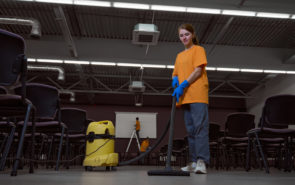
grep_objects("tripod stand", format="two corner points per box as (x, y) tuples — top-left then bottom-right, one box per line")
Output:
(124, 129), (141, 159)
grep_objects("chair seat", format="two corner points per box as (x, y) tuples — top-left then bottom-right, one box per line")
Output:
(14, 132), (48, 138)
(259, 137), (285, 143)
(0, 121), (14, 127)
(209, 141), (218, 146)
(0, 95), (32, 117)
(0, 94), (31, 106)
(18, 121), (67, 129)
(231, 143), (248, 147)
(55, 133), (85, 139)
(248, 127), (295, 135)
(222, 136), (248, 142)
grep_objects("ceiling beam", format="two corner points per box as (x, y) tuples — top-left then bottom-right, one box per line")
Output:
(53, 6), (78, 58)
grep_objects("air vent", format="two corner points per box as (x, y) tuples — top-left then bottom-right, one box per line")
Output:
(129, 81), (145, 92)
(132, 23), (160, 45)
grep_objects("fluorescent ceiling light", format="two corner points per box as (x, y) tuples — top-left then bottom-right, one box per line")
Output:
(113, 2), (149, 10)
(35, 0), (73, 4)
(291, 15), (295, 19)
(151, 5), (186, 12)
(91, 61), (116, 66)
(217, 67), (240, 72)
(74, 0), (111, 7)
(37, 59), (63, 63)
(27, 58), (36, 62)
(117, 63), (142, 67)
(222, 10), (256, 17)
(264, 70), (286, 74)
(256, 12), (290, 19)
(206, 67), (216, 71)
(64, 60), (90, 65)
(166, 65), (174, 69)
(286, 71), (295, 74)
(240, 69), (263, 73)
(187, 7), (221, 14)
(142, 64), (166, 68)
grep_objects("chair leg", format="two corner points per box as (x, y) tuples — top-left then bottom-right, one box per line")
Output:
(55, 126), (65, 171)
(283, 137), (292, 172)
(246, 136), (251, 171)
(0, 134), (8, 153)
(46, 136), (54, 169)
(255, 133), (270, 173)
(0, 125), (15, 170)
(252, 139), (262, 169)
(29, 111), (35, 174)
(11, 104), (32, 176)
(65, 131), (69, 169)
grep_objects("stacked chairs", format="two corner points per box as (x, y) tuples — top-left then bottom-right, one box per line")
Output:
(221, 113), (255, 170)
(0, 28), (35, 176)
(246, 95), (295, 173)
(14, 83), (68, 171)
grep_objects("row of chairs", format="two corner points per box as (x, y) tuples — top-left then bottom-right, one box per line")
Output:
(0, 84), (90, 174)
(0, 29), (91, 176)
(156, 98), (295, 173)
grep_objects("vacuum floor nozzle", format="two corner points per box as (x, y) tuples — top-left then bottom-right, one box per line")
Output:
(147, 169), (190, 176)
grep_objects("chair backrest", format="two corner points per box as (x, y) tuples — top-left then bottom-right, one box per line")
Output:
(261, 95), (295, 128)
(0, 29), (26, 86)
(0, 86), (7, 94)
(209, 122), (220, 141)
(225, 113), (255, 137)
(172, 138), (185, 150)
(14, 83), (59, 118)
(60, 108), (87, 133)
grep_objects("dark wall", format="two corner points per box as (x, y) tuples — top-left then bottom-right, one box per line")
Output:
(62, 96), (246, 154)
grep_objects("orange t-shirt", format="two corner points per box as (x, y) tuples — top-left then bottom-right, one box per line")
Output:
(172, 45), (209, 105)
(136, 120), (140, 131)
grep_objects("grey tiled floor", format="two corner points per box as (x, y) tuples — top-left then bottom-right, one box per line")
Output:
(1, 166), (295, 185)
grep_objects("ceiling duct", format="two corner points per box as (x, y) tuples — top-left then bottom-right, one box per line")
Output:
(129, 81), (145, 93)
(132, 23), (160, 45)
(0, 17), (41, 38)
(28, 65), (65, 81)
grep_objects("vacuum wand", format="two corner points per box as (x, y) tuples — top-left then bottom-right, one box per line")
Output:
(165, 96), (176, 170)
(147, 96), (190, 176)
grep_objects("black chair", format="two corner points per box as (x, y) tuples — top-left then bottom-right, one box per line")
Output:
(159, 144), (168, 166)
(60, 108), (86, 134)
(59, 108), (87, 166)
(172, 138), (186, 167)
(209, 122), (221, 169)
(0, 29), (35, 176)
(222, 113), (255, 170)
(246, 95), (295, 173)
(14, 83), (68, 171)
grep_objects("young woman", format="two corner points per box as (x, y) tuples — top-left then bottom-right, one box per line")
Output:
(172, 23), (209, 174)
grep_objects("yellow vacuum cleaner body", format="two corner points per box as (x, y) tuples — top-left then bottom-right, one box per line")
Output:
(83, 120), (118, 168)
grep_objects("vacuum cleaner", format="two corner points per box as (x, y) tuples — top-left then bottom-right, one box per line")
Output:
(83, 120), (118, 171)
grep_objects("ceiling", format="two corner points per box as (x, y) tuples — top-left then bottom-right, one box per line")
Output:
(0, 0), (294, 105)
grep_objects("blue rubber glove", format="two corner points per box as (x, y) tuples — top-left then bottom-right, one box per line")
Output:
(172, 80), (189, 102)
(172, 76), (179, 88)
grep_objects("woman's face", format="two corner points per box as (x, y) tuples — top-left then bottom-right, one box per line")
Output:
(179, 28), (193, 48)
